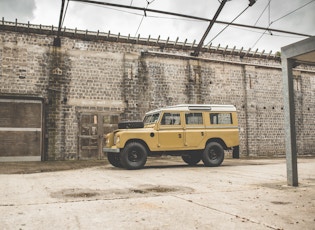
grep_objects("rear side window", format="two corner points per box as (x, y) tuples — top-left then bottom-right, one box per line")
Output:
(161, 113), (181, 125)
(210, 113), (232, 124)
(185, 113), (203, 125)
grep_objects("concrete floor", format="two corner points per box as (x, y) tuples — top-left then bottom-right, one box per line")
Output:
(0, 157), (314, 230)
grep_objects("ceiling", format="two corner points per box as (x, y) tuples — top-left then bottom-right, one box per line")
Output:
(294, 50), (315, 65)
(282, 36), (315, 65)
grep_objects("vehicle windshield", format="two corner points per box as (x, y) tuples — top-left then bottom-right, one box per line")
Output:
(143, 112), (160, 125)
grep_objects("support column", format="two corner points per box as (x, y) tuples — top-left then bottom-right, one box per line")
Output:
(282, 57), (298, 186)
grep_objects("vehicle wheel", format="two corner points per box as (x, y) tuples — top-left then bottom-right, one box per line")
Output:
(182, 151), (202, 166)
(120, 142), (147, 170)
(107, 152), (122, 168)
(202, 142), (225, 167)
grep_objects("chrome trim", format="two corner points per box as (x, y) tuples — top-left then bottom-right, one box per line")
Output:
(184, 126), (205, 129)
(205, 126), (239, 129)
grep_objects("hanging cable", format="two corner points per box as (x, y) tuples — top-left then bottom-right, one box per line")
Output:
(254, 0), (271, 26)
(251, 0), (272, 48)
(230, 25), (303, 38)
(206, 5), (250, 46)
(271, 0), (315, 24)
(268, 0), (271, 25)
(134, 0), (155, 37)
(251, 0), (315, 48)
(251, 28), (268, 48)
(70, 0), (311, 38)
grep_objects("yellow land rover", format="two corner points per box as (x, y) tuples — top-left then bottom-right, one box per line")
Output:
(103, 104), (239, 170)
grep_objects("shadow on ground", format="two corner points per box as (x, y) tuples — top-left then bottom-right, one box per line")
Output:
(1, 156), (312, 174)
(0, 160), (107, 174)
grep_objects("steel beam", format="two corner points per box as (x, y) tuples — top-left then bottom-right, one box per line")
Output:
(54, 0), (66, 46)
(191, 0), (227, 56)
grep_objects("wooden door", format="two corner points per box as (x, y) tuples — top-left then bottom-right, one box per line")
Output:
(78, 113), (119, 159)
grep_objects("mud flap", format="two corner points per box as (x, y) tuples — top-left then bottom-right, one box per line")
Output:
(232, 146), (240, 159)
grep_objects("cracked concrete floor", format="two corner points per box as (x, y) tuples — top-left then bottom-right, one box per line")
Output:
(0, 157), (314, 230)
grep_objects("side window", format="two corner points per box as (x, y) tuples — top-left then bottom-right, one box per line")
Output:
(161, 113), (181, 125)
(144, 113), (160, 125)
(210, 113), (233, 124)
(185, 113), (203, 125)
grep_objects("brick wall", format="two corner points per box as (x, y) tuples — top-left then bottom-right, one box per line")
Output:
(0, 24), (314, 159)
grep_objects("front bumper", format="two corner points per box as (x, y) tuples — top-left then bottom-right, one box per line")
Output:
(103, 147), (120, 153)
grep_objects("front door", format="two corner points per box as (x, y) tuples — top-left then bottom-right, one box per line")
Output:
(157, 112), (184, 150)
(184, 112), (206, 147)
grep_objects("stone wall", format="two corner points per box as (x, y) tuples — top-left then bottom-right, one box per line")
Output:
(0, 23), (314, 160)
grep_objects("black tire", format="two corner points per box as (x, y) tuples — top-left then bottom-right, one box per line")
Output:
(107, 152), (122, 168)
(120, 142), (147, 170)
(202, 142), (225, 167)
(182, 151), (202, 166)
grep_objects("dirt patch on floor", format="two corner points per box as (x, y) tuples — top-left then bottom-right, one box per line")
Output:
(51, 185), (194, 201)
(0, 160), (107, 174)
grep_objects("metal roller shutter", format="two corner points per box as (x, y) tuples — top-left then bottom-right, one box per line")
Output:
(0, 99), (43, 161)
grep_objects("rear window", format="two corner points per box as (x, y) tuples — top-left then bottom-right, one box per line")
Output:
(161, 113), (181, 125)
(210, 113), (232, 125)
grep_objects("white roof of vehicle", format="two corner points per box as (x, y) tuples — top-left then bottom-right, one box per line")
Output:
(146, 104), (236, 114)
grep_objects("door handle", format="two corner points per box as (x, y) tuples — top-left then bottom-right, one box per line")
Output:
(201, 132), (204, 136)
(178, 134), (182, 138)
